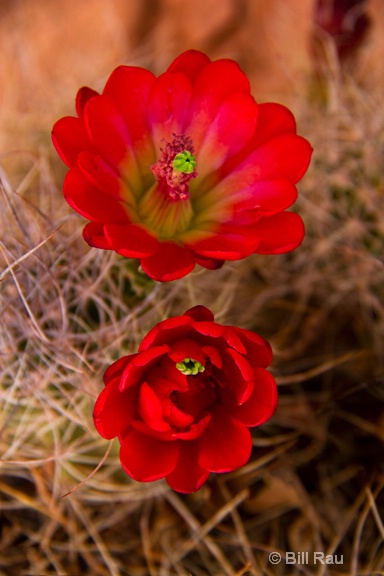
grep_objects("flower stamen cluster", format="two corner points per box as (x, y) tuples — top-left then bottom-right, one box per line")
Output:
(151, 134), (197, 202)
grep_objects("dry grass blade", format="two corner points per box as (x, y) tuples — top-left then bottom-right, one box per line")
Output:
(275, 350), (372, 385)
(0, 481), (65, 524)
(0, 227), (60, 282)
(60, 440), (114, 499)
(165, 490), (238, 576)
(170, 488), (250, 564)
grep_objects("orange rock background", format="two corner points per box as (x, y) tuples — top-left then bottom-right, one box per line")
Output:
(1, 0), (383, 152)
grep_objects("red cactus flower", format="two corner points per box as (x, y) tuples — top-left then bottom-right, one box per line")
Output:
(93, 305), (277, 493)
(52, 50), (312, 281)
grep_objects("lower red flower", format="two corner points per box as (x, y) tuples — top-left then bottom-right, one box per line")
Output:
(93, 306), (277, 493)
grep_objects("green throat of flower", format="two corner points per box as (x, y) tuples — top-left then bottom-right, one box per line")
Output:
(176, 358), (205, 376)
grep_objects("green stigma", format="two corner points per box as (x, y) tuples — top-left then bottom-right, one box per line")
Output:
(176, 358), (205, 376)
(172, 150), (196, 174)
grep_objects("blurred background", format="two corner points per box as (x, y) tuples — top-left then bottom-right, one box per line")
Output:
(1, 0), (384, 141)
(1, 1), (383, 575)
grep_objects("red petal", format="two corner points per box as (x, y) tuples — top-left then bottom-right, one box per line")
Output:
(104, 223), (159, 258)
(192, 59), (250, 107)
(192, 321), (224, 339)
(139, 382), (171, 432)
(146, 362), (189, 395)
(147, 375), (178, 398)
(161, 360), (190, 392)
(171, 375), (216, 421)
(83, 222), (111, 250)
(166, 441), (210, 493)
(172, 412), (211, 440)
(166, 50), (211, 83)
(93, 379), (137, 439)
(103, 355), (135, 385)
(194, 254), (225, 270)
(140, 242), (195, 282)
(120, 429), (179, 482)
(222, 328), (247, 354)
(139, 315), (193, 351)
(103, 66), (155, 147)
(251, 102), (297, 146)
(221, 347), (254, 404)
(131, 419), (174, 441)
(220, 134), (313, 191)
(233, 179), (298, 215)
(120, 345), (169, 390)
(201, 345), (222, 368)
(166, 402), (194, 428)
(83, 95), (142, 189)
(191, 228), (259, 260)
(83, 95), (129, 163)
(148, 72), (192, 146)
(198, 406), (252, 473)
(184, 305), (214, 323)
(231, 328), (273, 368)
(255, 134), (313, 183)
(187, 59), (251, 149)
(77, 151), (122, 200)
(76, 86), (99, 118)
(63, 168), (128, 224)
(102, 66), (156, 180)
(222, 103), (297, 173)
(197, 92), (258, 178)
(230, 368), (277, 426)
(52, 116), (92, 167)
(167, 338), (206, 364)
(254, 211), (305, 254)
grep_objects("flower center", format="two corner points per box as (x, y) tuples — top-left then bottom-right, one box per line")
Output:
(176, 357), (205, 376)
(151, 134), (197, 202)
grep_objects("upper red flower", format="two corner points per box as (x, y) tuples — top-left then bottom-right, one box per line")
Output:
(93, 305), (277, 493)
(52, 50), (313, 281)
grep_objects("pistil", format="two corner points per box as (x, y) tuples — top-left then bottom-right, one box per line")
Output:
(176, 358), (205, 376)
